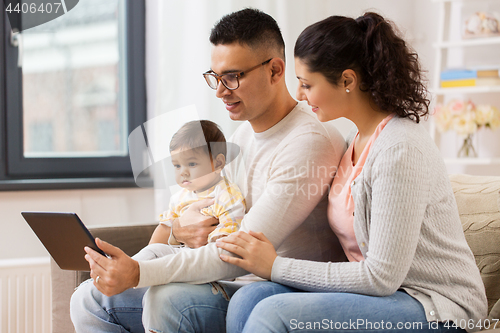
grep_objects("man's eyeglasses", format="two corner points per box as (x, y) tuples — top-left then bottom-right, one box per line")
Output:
(203, 58), (273, 91)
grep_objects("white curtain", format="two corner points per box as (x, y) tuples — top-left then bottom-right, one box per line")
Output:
(145, 0), (423, 216)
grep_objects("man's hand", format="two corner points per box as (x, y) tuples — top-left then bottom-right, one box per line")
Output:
(173, 199), (218, 248)
(85, 238), (140, 297)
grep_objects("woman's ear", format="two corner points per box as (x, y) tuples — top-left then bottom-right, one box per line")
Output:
(213, 153), (226, 173)
(270, 58), (286, 84)
(342, 69), (357, 92)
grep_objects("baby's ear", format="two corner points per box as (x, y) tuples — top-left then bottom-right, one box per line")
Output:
(213, 153), (226, 171)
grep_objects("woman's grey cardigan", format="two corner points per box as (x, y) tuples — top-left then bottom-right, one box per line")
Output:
(271, 116), (487, 329)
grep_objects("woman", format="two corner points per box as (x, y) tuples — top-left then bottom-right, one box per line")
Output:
(216, 12), (487, 333)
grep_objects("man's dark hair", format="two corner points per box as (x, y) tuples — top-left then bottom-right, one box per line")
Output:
(170, 120), (226, 161)
(209, 8), (285, 60)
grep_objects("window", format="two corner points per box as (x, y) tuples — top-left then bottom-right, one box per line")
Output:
(0, 0), (146, 189)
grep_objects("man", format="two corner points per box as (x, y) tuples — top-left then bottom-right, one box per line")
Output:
(71, 8), (345, 333)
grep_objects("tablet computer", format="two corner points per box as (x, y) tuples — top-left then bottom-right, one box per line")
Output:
(21, 212), (106, 271)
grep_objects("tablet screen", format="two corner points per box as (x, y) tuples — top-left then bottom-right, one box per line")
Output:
(22, 212), (106, 271)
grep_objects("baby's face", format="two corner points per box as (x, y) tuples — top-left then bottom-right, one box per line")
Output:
(171, 148), (221, 192)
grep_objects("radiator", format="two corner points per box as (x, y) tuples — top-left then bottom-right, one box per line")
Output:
(0, 258), (52, 333)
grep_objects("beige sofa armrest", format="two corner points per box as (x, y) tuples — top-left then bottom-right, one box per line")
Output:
(50, 224), (157, 333)
(449, 174), (500, 328)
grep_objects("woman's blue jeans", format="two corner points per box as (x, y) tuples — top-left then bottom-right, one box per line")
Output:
(226, 281), (466, 333)
(70, 278), (467, 333)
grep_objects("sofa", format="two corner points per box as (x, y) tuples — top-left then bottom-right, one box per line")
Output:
(51, 174), (500, 333)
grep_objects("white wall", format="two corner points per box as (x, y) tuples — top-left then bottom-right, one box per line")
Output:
(8, 0), (497, 261)
(146, 0), (437, 214)
(145, 0), (428, 140)
(0, 188), (154, 260)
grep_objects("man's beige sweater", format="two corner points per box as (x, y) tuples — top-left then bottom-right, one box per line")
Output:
(137, 102), (346, 286)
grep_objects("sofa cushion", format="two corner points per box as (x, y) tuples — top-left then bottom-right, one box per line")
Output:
(76, 224), (157, 284)
(449, 174), (500, 320)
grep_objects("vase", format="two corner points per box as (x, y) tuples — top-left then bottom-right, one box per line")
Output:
(457, 134), (477, 158)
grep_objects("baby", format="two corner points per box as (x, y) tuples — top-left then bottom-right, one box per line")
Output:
(133, 120), (245, 260)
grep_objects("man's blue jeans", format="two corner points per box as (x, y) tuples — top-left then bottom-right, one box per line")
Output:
(226, 281), (467, 333)
(70, 279), (242, 333)
(142, 281), (243, 333)
(70, 278), (467, 333)
(70, 279), (147, 333)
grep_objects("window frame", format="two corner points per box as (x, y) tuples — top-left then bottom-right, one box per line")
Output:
(0, 0), (146, 190)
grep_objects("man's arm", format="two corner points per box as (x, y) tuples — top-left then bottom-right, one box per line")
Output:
(85, 130), (344, 295)
(135, 131), (343, 288)
(85, 196), (218, 296)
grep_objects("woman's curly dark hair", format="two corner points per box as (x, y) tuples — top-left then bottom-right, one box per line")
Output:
(294, 12), (429, 123)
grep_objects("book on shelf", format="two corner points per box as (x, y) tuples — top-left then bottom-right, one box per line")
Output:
(440, 69), (477, 81)
(440, 68), (500, 88)
(441, 78), (475, 88)
(477, 69), (499, 78)
(440, 77), (500, 88)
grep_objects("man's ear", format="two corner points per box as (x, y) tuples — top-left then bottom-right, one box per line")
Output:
(213, 153), (226, 172)
(270, 58), (285, 84)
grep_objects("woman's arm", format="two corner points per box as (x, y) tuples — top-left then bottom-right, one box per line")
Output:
(219, 143), (432, 296)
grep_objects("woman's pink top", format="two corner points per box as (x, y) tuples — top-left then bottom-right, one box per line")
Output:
(327, 114), (394, 262)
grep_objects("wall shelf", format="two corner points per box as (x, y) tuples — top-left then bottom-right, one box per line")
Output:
(434, 36), (500, 48)
(432, 85), (500, 95)
(444, 158), (500, 165)
(433, 0), (493, 2)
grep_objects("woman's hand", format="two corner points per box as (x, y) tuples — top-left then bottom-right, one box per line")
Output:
(216, 230), (278, 280)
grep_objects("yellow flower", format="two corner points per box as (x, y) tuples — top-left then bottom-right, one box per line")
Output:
(452, 110), (477, 136)
(435, 107), (452, 132)
(489, 106), (500, 130)
(475, 104), (494, 126)
(434, 104), (452, 132)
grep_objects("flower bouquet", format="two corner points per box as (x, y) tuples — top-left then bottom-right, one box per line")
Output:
(433, 99), (500, 157)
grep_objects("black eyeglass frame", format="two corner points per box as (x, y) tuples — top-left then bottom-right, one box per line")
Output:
(203, 58), (273, 90)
